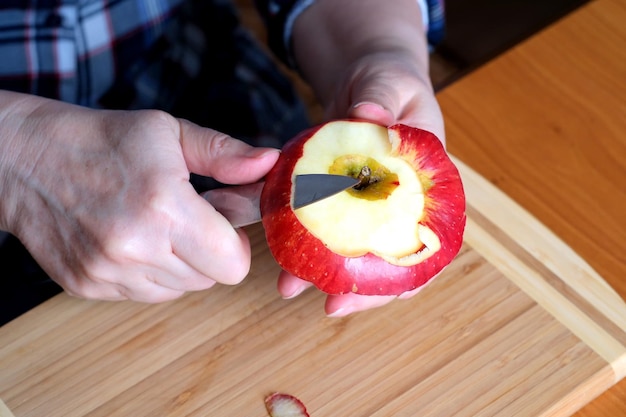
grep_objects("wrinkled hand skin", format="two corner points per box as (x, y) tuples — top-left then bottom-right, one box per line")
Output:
(277, 0), (447, 316)
(329, 52), (445, 147)
(0, 91), (279, 302)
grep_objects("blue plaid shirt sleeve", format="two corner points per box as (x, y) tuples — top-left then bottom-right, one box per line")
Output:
(0, 0), (186, 105)
(254, 0), (446, 65)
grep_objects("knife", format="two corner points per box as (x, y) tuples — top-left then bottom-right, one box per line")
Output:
(202, 174), (359, 228)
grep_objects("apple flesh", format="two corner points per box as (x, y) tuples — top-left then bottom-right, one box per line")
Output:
(260, 120), (466, 296)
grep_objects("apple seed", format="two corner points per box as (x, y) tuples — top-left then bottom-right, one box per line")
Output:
(353, 166), (374, 190)
(329, 155), (399, 200)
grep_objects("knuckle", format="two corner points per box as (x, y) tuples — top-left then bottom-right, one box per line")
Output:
(135, 109), (177, 129)
(64, 286), (86, 299)
(95, 215), (165, 267)
(206, 130), (236, 158)
(63, 278), (104, 300)
(107, 109), (178, 141)
(96, 230), (137, 265)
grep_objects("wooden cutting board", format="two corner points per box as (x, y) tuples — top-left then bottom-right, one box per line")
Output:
(1, 157), (625, 417)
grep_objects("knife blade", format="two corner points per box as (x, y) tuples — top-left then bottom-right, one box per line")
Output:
(292, 174), (360, 209)
(202, 174), (359, 228)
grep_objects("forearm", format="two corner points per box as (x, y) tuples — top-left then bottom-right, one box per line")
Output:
(291, 0), (430, 105)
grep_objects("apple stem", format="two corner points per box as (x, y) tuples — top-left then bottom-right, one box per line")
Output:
(354, 166), (373, 190)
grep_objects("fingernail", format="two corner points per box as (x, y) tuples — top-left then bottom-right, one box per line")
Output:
(245, 147), (280, 159)
(327, 307), (352, 318)
(282, 286), (305, 300)
(352, 101), (386, 111)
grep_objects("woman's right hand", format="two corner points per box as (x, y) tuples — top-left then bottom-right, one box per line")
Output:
(0, 91), (279, 302)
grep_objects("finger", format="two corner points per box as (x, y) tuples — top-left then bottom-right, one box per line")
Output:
(397, 285), (428, 300)
(41, 262), (129, 301)
(61, 266), (189, 303)
(63, 281), (128, 302)
(336, 68), (446, 145)
(344, 72), (403, 125)
(170, 190), (253, 286)
(144, 252), (218, 292)
(325, 293), (397, 317)
(119, 279), (187, 303)
(324, 281), (433, 316)
(277, 270), (314, 299)
(178, 119), (280, 184)
(350, 102), (395, 126)
(350, 96), (446, 146)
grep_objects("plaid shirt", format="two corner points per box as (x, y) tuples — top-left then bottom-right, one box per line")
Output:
(258, 0), (445, 63)
(0, 0), (186, 105)
(0, 0), (444, 145)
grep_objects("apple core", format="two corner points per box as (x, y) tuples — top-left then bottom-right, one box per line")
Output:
(291, 121), (428, 260)
(328, 155), (399, 201)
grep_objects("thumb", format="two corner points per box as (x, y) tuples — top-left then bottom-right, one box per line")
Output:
(178, 118), (280, 185)
(342, 74), (400, 126)
(349, 101), (396, 127)
(343, 81), (446, 146)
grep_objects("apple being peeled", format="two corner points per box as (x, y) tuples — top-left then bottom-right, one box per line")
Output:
(260, 120), (465, 296)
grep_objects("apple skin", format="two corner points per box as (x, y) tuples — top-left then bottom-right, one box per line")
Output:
(265, 393), (310, 417)
(260, 120), (466, 296)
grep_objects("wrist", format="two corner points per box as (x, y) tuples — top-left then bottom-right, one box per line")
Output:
(292, 0), (430, 105)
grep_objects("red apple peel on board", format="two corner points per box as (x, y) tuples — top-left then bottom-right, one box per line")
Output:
(260, 120), (466, 296)
(265, 393), (310, 417)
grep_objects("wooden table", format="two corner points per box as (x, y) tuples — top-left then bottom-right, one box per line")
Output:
(1, 0), (625, 416)
(440, 0), (626, 414)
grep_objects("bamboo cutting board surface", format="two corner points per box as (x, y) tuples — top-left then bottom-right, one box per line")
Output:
(1, 156), (625, 417)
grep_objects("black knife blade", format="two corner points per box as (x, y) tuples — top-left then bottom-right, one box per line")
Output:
(203, 174), (358, 228)
(292, 174), (359, 210)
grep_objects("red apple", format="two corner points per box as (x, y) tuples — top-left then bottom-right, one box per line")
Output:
(260, 120), (466, 296)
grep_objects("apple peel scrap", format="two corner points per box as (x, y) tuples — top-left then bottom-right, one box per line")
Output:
(265, 393), (310, 417)
(260, 120), (466, 296)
